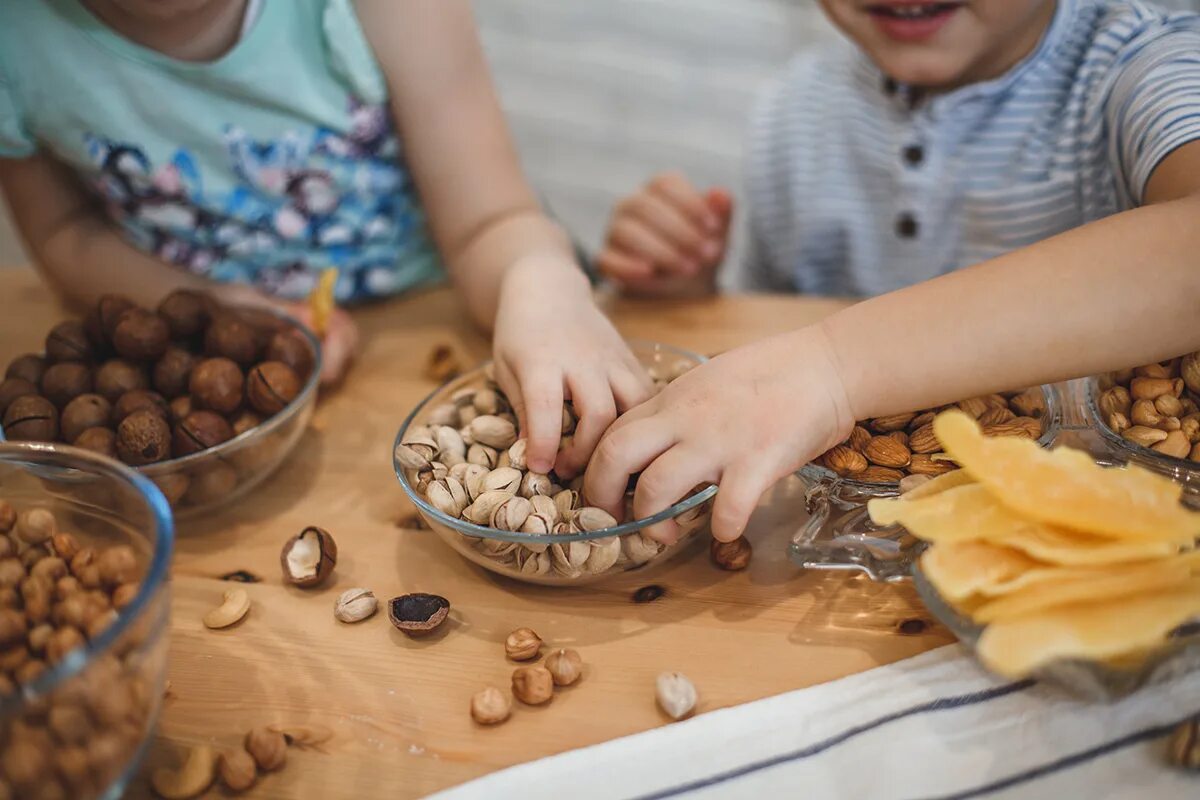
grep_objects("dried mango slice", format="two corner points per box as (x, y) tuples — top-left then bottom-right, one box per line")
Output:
(972, 555), (1197, 623)
(933, 411), (1199, 543)
(308, 268), (338, 337)
(896, 468), (975, 501)
(920, 541), (1045, 602)
(976, 578), (1200, 677)
(870, 484), (1185, 564)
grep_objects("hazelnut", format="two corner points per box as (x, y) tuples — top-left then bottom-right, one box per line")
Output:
(173, 410), (233, 457)
(40, 361), (93, 408)
(92, 294), (136, 342)
(544, 648), (583, 686)
(112, 308), (169, 362)
(45, 626), (84, 664)
(0, 500), (14, 533)
(388, 593), (450, 636)
(280, 526), (337, 588)
(218, 747), (257, 792)
(45, 320), (94, 363)
(0, 608), (25, 648)
(246, 361), (301, 415)
(16, 509), (55, 546)
(184, 462), (238, 505)
(5, 353), (47, 385)
(116, 409), (171, 465)
(2, 394), (59, 441)
(504, 627), (542, 661)
(152, 473), (191, 507)
(470, 686), (511, 725)
(265, 329), (314, 378)
(511, 665), (554, 705)
(112, 582), (139, 609)
(97, 545), (137, 586)
(94, 359), (149, 402)
(710, 537), (752, 571)
(112, 388), (168, 424)
(0, 377), (39, 416)
(60, 394), (113, 443)
(205, 313), (261, 367)
(157, 289), (212, 341)
(168, 394), (194, 424)
(50, 532), (81, 561)
(73, 427), (117, 458)
(230, 409), (263, 436)
(244, 727), (288, 772)
(152, 346), (197, 399)
(189, 357), (244, 414)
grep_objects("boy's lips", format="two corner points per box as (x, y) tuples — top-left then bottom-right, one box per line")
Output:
(863, 2), (965, 42)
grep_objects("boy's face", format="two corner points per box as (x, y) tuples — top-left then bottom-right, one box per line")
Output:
(817, 1), (1057, 90)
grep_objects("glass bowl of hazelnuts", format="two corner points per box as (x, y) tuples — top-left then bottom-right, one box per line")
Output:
(0, 441), (173, 799)
(0, 291), (320, 519)
(392, 342), (717, 586)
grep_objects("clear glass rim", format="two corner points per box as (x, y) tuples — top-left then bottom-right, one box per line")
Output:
(796, 383), (1063, 489)
(392, 340), (717, 543)
(0, 305), (323, 474)
(1083, 375), (1199, 470)
(0, 441), (174, 713)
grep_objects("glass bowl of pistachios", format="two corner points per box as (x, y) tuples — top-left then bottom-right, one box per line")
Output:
(392, 341), (717, 586)
(0, 441), (173, 799)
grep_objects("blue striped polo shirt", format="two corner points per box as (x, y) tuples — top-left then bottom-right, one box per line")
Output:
(736, 0), (1200, 295)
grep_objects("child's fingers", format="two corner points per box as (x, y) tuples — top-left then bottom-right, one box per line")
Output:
(704, 188), (735, 228)
(517, 367), (565, 474)
(555, 373), (618, 478)
(609, 217), (699, 276)
(608, 365), (654, 415)
(709, 459), (775, 543)
(620, 191), (711, 264)
(648, 173), (721, 233)
(596, 249), (655, 283)
(633, 446), (715, 543)
(582, 414), (674, 521)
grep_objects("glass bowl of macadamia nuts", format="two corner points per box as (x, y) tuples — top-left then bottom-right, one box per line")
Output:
(1087, 355), (1200, 498)
(790, 385), (1062, 581)
(0, 441), (173, 799)
(0, 291), (321, 519)
(393, 342), (717, 586)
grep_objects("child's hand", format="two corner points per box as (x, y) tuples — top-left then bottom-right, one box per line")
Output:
(583, 327), (854, 544)
(492, 258), (654, 476)
(598, 173), (733, 296)
(282, 303), (360, 387)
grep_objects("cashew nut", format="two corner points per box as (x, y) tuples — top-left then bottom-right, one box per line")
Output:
(268, 723), (334, 750)
(151, 744), (216, 799)
(202, 588), (250, 629)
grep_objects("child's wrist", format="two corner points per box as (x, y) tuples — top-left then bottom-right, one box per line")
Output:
(791, 321), (857, 451)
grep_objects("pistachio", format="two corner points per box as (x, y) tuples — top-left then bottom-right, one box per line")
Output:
(470, 686), (511, 725)
(467, 443), (499, 468)
(482, 467), (523, 494)
(519, 549), (552, 575)
(585, 537), (621, 573)
(512, 665), (554, 705)
(553, 489), (580, 519)
(426, 403), (460, 428)
(504, 627), (542, 661)
(573, 507), (617, 532)
(427, 477), (469, 518)
(1167, 717), (1199, 770)
(203, 588), (250, 629)
(622, 533), (661, 565)
(528, 494), (560, 524)
(462, 490), (513, 525)
(468, 415), (517, 449)
(520, 513), (554, 536)
(507, 439), (529, 471)
(656, 671), (698, 720)
(334, 588), (378, 623)
(280, 527), (337, 588)
(491, 496), (533, 531)
(244, 727), (287, 771)
(544, 648), (583, 686)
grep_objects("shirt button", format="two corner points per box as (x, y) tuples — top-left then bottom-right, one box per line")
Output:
(896, 213), (919, 239)
(902, 144), (924, 166)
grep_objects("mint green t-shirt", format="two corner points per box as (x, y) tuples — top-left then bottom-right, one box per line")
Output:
(0, 0), (443, 302)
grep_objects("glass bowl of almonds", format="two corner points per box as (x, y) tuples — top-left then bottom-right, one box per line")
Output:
(790, 386), (1061, 580)
(393, 342), (716, 586)
(1087, 355), (1200, 500)
(0, 441), (173, 799)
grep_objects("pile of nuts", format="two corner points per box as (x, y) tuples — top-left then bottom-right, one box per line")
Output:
(0, 291), (313, 509)
(814, 388), (1046, 483)
(0, 501), (162, 799)
(1097, 355), (1200, 461)
(152, 724), (331, 798)
(469, 627), (584, 725)
(397, 363), (712, 580)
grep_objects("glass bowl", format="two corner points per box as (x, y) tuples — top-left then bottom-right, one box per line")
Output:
(912, 560), (1200, 700)
(0, 442), (173, 799)
(392, 342), (716, 586)
(789, 385), (1063, 581)
(1, 306), (320, 520)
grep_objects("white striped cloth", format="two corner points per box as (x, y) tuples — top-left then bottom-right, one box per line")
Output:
(430, 645), (1199, 800)
(734, 0), (1200, 296)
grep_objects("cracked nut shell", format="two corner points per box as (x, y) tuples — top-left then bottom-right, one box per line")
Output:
(280, 526), (338, 588)
(6, 353), (46, 385)
(190, 357), (245, 415)
(388, 593), (450, 635)
(0, 377), (37, 416)
(173, 410), (234, 457)
(116, 409), (171, 465)
(3, 394), (59, 441)
(247, 361), (301, 415)
(45, 320), (94, 363)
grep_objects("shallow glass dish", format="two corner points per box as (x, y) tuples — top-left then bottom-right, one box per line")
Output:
(913, 560), (1200, 700)
(393, 342), (716, 586)
(0, 442), (173, 799)
(1, 306), (320, 520)
(789, 385), (1063, 581)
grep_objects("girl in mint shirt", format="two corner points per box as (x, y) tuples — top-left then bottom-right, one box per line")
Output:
(0, 0), (650, 477)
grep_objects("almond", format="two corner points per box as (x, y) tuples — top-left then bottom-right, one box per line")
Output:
(978, 406), (1016, 427)
(822, 445), (867, 477)
(848, 425), (872, 453)
(870, 413), (914, 433)
(1152, 430), (1190, 459)
(908, 424), (940, 454)
(909, 411), (937, 430)
(856, 465), (905, 484)
(956, 397), (989, 419)
(982, 422), (1037, 440)
(1008, 387), (1046, 419)
(887, 430), (909, 448)
(908, 454), (958, 476)
(981, 393), (1009, 411)
(863, 436), (911, 468)
(1130, 377), (1174, 401)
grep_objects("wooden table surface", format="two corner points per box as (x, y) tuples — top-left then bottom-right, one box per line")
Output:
(0, 268), (953, 799)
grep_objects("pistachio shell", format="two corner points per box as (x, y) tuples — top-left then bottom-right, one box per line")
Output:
(395, 442), (433, 471)
(507, 440), (528, 471)
(463, 490), (514, 525)
(519, 472), (553, 499)
(529, 495), (559, 524)
(491, 496), (532, 531)
(520, 513), (554, 536)
(434, 426), (466, 459)
(482, 467), (523, 494)
(574, 507), (618, 532)
(426, 403), (459, 427)
(622, 533), (660, 565)
(467, 443), (499, 468)
(553, 489), (580, 519)
(585, 537), (621, 573)
(468, 415), (518, 449)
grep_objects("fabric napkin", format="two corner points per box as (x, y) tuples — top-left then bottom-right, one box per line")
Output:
(429, 645), (1198, 799)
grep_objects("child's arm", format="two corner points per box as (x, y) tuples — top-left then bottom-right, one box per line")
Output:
(584, 142), (1200, 543)
(0, 155), (358, 384)
(355, 0), (652, 474)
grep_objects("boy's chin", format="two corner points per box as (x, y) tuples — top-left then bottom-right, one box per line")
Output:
(873, 53), (978, 91)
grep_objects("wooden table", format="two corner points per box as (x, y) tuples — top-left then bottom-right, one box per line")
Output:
(0, 268), (953, 799)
